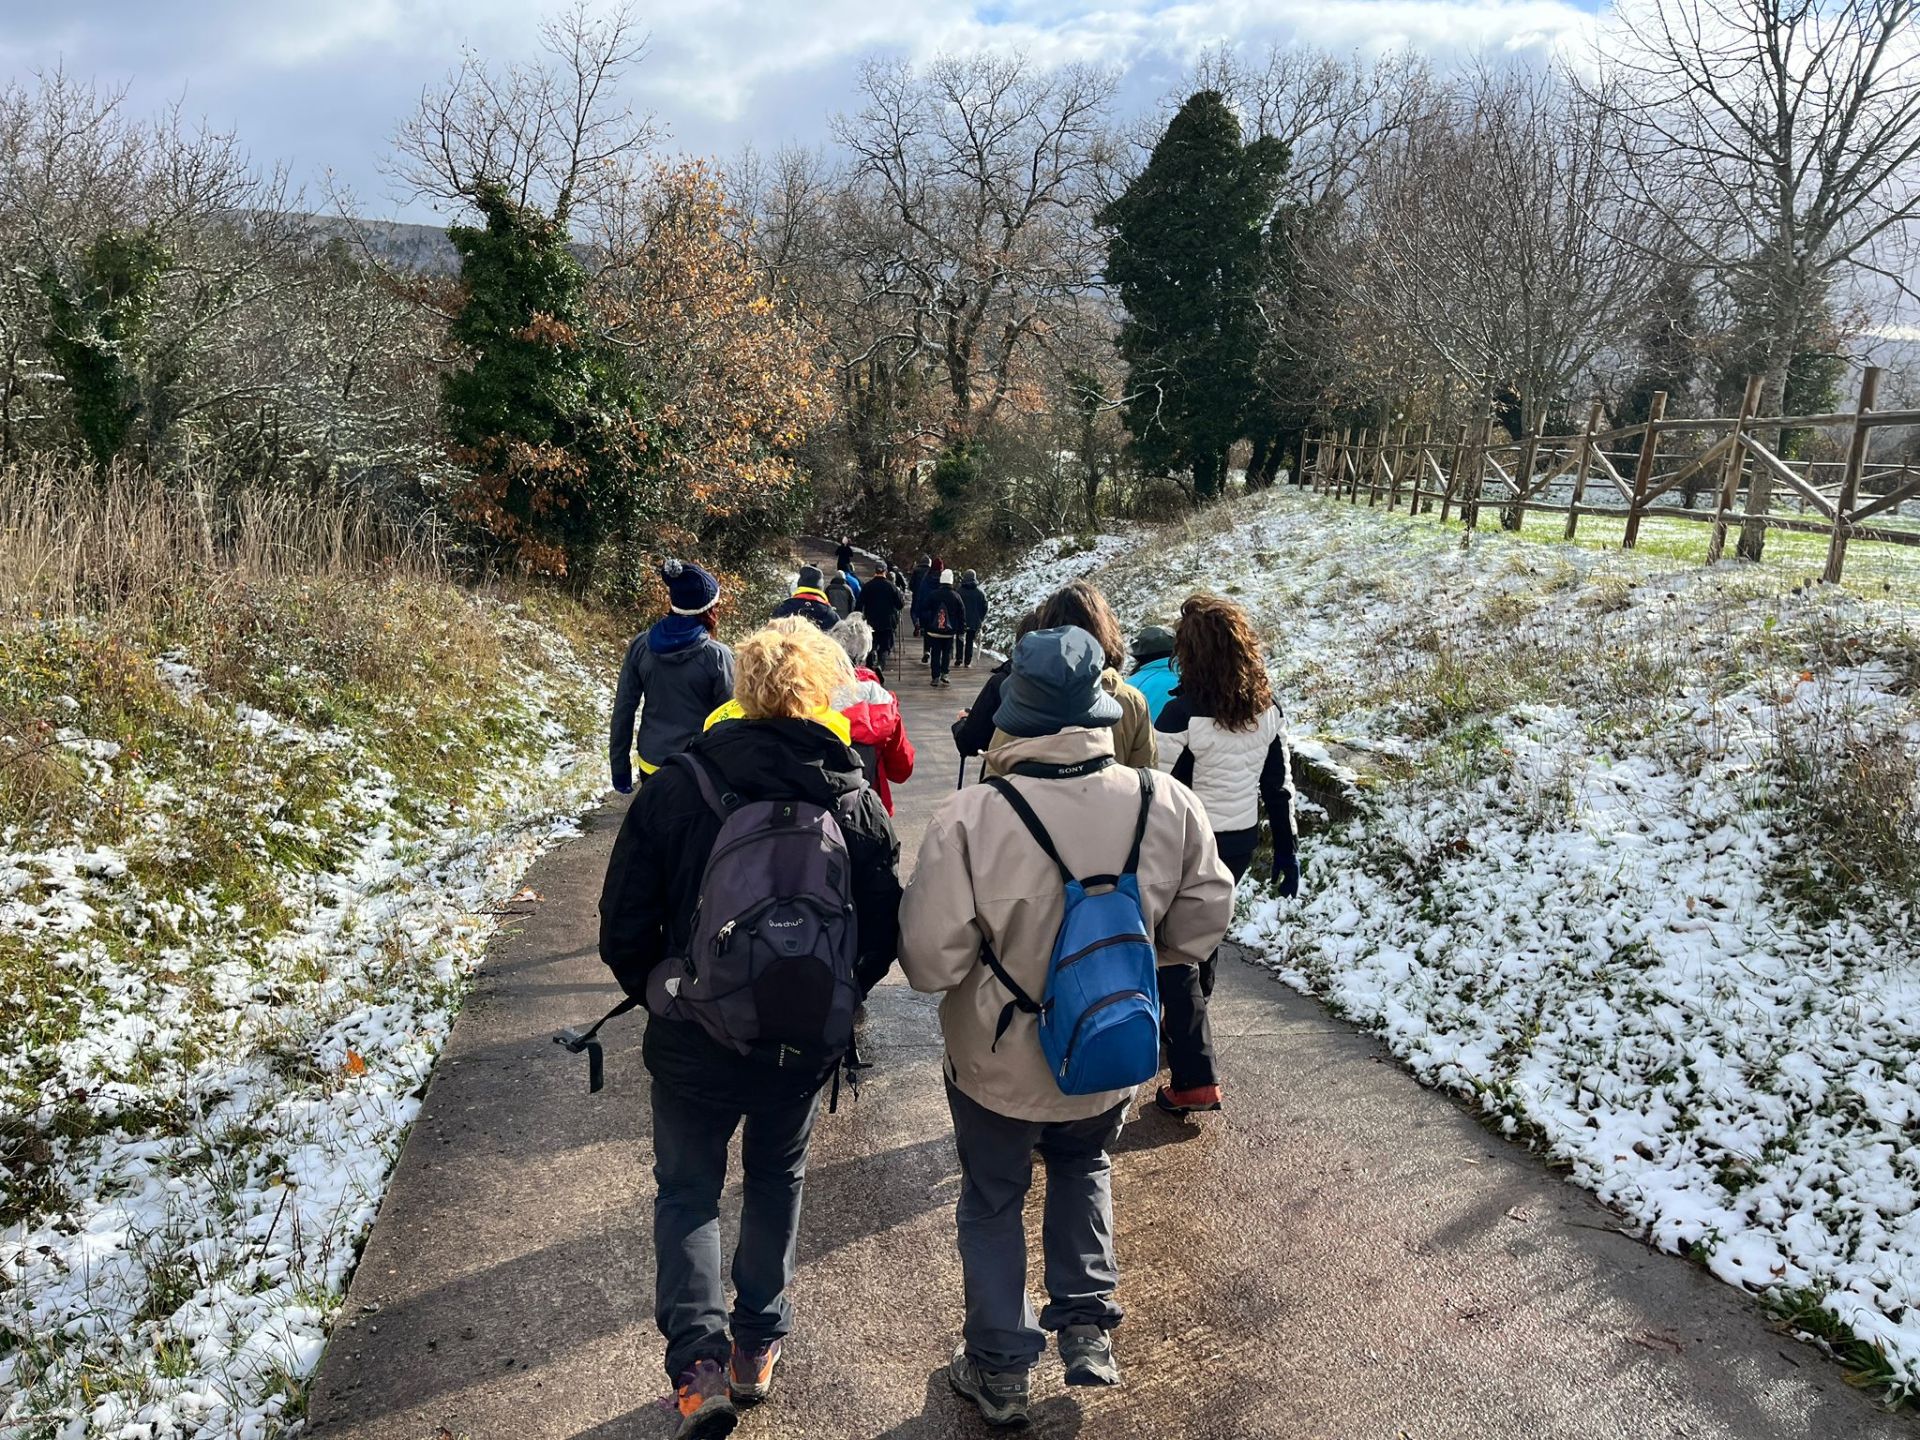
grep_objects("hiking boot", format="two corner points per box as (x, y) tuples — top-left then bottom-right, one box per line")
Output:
(1155, 1083), (1222, 1115)
(949, 1344), (1030, 1428)
(1058, 1325), (1121, 1387)
(728, 1339), (780, 1404)
(667, 1359), (738, 1439)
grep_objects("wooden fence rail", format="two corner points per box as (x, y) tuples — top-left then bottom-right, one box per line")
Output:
(1304, 369), (1920, 583)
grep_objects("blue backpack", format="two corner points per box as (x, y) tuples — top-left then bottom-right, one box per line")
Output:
(979, 770), (1162, 1095)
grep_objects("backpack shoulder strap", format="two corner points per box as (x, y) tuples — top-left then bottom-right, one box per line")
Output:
(666, 751), (736, 820)
(977, 937), (1041, 1050)
(983, 776), (1073, 884)
(1123, 769), (1155, 878)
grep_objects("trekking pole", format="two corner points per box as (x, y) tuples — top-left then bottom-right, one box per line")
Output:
(956, 753), (968, 791)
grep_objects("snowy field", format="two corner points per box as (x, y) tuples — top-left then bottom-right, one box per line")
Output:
(995, 489), (1920, 1391)
(2, 602), (611, 1438)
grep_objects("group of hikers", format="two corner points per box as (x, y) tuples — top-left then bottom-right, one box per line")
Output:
(757, 536), (992, 689)
(599, 542), (1299, 1437)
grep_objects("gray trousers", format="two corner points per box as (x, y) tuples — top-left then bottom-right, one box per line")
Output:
(946, 1080), (1128, 1373)
(650, 1083), (822, 1380)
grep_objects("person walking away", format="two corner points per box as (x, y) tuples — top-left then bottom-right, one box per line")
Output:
(1034, 581), (1156, 768)
(856, 564), (906, 678)
(599, 618), (902, 1438)
(959, 569), (989, 668)
(917, 554), (946, 663)
(832, 615), (916, 815)
(835, 536), (855, 574)
(924, 568), (964, 688)
(1127, 626), (1179, 724)
(952, 608), (1040, 761)
(772, 565), (840, 632)
(908, 556), (932, 642)
(825, 569), (856, 620)
(900, 626), (1233, 1427)
(610, 559), (735, 793)
(1151, 593), (1301, 1117)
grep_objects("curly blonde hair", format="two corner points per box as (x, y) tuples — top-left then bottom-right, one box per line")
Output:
(734, 618), (854, 720)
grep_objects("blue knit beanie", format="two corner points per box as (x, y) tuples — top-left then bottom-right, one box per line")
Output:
(661, 558), (720, 614)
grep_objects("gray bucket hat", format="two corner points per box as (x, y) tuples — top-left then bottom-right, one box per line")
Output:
(1131, 624), (1175, 663)
(993, 626), (1124, 737)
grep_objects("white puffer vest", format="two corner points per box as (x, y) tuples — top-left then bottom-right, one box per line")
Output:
(1155, 705), (1283, 832)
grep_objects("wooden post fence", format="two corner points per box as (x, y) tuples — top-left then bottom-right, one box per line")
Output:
(1564, 402), (1602, 541)
(1622, 391), (1667, 549)
(1824, 366), (1883, 584)
(1707, 375), (1763, 564)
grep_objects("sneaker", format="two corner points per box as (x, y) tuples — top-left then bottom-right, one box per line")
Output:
(666, 1359), (737, 1439)
(1154, 1083), (1223, 1115)
(949, 1344), (1030, 1428)
(1058, 1325), (1120, 1387)
(728, 1339), (780, 1405)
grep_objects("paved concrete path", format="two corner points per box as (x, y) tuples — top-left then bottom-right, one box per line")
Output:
(305, 635), (1914, 1440)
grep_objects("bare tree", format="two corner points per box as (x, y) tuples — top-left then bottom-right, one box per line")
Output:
(389, 0), (652, 228)
(832, 53), (1117, 444)
(1589, 0), (1920, 556)
(1363, 67), (1655, 434)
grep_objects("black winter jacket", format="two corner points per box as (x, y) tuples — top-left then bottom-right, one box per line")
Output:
(923, 584), (965, 636)
(599, 718), (902, 1109)
(952, 659), (1012, 757)
(858, 575), (905, 632)
(772, 590), (841, 633)
(609, 630), (735, 781)
(959, 578), (989, 631)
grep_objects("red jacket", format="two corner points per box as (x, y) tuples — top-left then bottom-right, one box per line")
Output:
(841, 667), (915, 814)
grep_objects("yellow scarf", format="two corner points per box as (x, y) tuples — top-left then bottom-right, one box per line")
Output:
(702, 700), (851, 744)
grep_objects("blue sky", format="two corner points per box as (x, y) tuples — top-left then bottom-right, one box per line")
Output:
(3, 0), (1599, 220)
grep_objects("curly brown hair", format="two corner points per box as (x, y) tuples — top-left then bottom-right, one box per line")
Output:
(1174, 593), (1273, 732)
(1038, 580), (1125, 671)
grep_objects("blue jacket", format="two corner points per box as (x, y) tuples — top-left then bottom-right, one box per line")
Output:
(1129, 657), (1179, 724)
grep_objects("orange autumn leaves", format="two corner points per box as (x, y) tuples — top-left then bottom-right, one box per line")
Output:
(594, 159), (833, 528)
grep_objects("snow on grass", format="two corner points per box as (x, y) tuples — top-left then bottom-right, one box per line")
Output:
(997, 487), (1920, 1390)
(1, 590), (616, 1438)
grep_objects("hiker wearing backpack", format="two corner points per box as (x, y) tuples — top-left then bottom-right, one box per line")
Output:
(1151, 593), (1301, 1117)
(832, 615), (916, 815)
(772, 564), (840, 633)
(824, 569), (857, 619)
(959, 569), (989, 668)
(923, 568), (965, 688)
(598, 618), (902, 1439)
(856, 564), (905, 675)
(900, 626), (1234, 1427)
(1127, 625), (1179, 724)
(610, 559), (736, 794)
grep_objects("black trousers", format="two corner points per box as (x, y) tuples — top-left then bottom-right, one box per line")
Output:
(928, 635), (955, 683)
(1158, 825), (1257, 1091)
(961, 627), (980, 666)
(872, 626), (896, 672)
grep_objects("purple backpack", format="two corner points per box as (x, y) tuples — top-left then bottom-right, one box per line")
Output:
(644, 751), (862, 1060)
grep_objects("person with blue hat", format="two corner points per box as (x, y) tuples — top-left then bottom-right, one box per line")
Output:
(610, 559), (736, 792)
(900, 624), (1233, 1427)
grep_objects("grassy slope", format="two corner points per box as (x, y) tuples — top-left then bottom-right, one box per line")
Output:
(998, 486), (1920, 1393)
(0, 573), (629, 1437)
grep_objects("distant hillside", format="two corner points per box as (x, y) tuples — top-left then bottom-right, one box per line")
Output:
(295, 214), (463, 275)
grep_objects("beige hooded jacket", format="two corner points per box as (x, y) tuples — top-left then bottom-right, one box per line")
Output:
(899, 725), (1235, 1123)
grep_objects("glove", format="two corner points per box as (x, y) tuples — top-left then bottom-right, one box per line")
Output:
(1273, 850), (1301, 900)
(612, 771), (635, 795)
